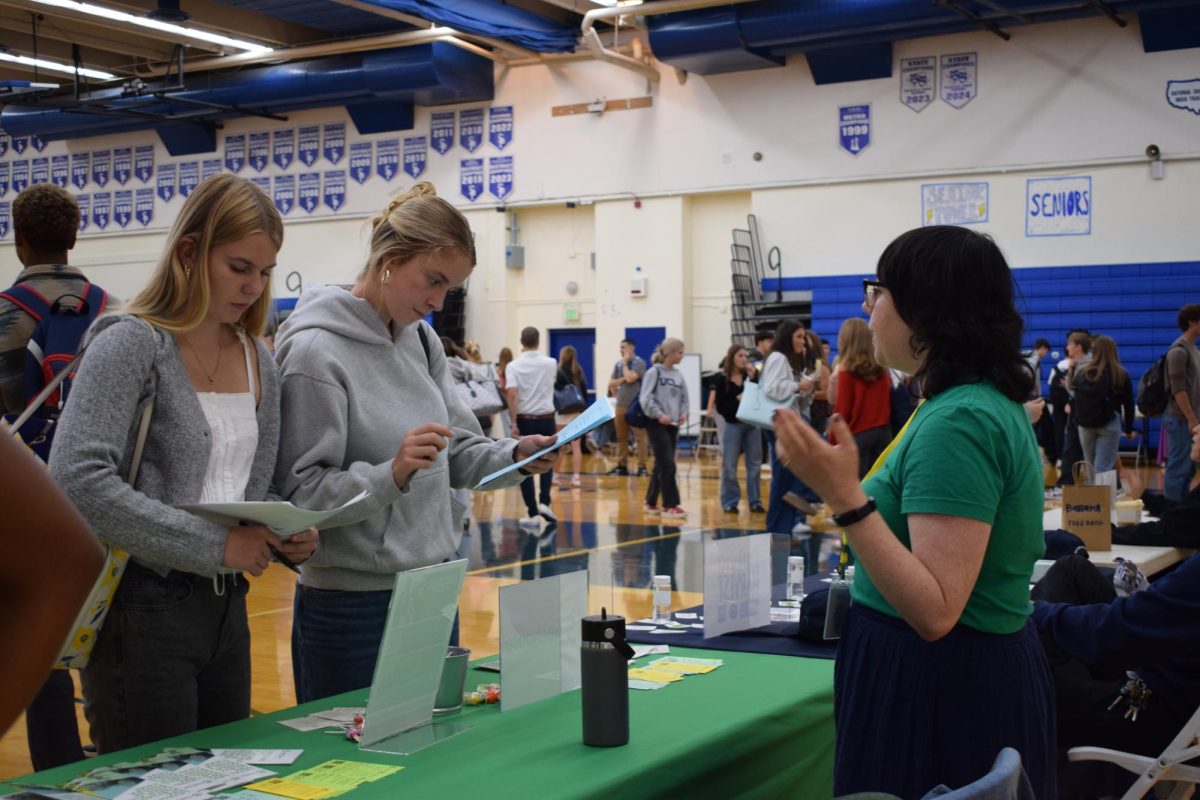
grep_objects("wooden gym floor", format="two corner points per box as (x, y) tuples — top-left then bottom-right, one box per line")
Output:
(0, 446), (1167, 779)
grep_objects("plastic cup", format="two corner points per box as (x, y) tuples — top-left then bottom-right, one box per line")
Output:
(433, 646), (471, 716)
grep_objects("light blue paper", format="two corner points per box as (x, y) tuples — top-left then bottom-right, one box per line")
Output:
(475, 398), (614, 488)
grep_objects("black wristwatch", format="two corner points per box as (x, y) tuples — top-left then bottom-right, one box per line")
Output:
(832, 497), (877, 528)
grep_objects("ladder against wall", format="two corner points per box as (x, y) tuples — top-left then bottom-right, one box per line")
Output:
(728, 214), (812, 347)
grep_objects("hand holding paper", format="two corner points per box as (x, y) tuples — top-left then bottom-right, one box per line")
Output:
(476, 398), (614, 489)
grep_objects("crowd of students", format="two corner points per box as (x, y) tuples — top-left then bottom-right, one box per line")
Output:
(4, 180), (1200, 799)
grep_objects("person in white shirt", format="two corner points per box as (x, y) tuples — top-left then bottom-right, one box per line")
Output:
(505, 326), (559, 527)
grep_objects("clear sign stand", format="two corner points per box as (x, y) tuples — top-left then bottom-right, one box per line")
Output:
(703, 533), (772, 639)
(498, 569), (589, 712)
(358, 559), (470, 756)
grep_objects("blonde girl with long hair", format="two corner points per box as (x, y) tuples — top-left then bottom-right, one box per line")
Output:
(273, 182), (558, 702)
(834, 317), (894, 477)
(1073, 334), (1136, 473)
(49, 175), (318, 753)
(640, 337), (689, 518)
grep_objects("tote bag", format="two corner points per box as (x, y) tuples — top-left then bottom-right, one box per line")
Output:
(735, 382), (794, 429)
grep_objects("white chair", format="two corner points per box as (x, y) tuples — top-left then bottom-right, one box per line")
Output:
(1068, 702), (1200, 799)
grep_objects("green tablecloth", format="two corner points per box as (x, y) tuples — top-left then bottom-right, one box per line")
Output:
(6, 650), (834, 799)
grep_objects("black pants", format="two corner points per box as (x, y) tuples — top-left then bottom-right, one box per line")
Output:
(1058, 415), (1083, 485)
(25, 669), (83, 771)
(517, 416), (555, 516)
(645, 422), (679, 508)
(1034, 556), (1188, 797)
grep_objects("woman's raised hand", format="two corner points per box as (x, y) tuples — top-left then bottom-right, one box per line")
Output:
(773, 410), (866, 515)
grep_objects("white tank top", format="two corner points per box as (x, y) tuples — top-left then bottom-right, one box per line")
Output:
(197, 330), (259, 504)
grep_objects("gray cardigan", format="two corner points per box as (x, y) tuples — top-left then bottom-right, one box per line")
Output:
(48, 315), (280, 577)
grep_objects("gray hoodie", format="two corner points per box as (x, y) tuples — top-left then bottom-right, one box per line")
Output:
(274, 285), (522, 591)
(639, 364), (689, 422)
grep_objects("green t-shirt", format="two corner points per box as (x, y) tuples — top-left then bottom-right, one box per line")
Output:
(852, 382), (1045, 634)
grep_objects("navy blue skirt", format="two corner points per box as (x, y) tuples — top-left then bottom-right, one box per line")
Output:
(834, 604), (1056, 799)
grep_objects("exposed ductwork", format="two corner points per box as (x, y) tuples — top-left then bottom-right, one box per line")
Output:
(0, 41), (493, 153)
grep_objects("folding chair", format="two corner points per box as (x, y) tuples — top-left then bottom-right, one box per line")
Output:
(1068, 702), (1200, 800)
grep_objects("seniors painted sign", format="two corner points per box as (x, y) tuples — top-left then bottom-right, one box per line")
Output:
(838, 104), (871, 156)
(921, 182), (988, 226)
(1026, 176), (1092, 237)
(900, 57), (935, 112)
(940, 53), (977, 108)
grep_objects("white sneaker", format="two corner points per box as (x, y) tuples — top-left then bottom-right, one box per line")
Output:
(537, 503), (557, 521)
(518, 516), (542, 530)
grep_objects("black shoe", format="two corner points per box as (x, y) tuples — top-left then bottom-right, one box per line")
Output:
(636, 466), (649, 477)
(723, 505), (738, 514)
(607, 465), (629, 476)
(750, 503), (766, 513)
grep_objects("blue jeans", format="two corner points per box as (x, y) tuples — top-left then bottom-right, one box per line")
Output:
(1163, 414), (1197, 502)
(292, 584), (459, 704)
(719, 420), (762, 509)
(1079, 413), (1121, 474)
(764, 430), (819, 535)
(80, 562), (250, 754)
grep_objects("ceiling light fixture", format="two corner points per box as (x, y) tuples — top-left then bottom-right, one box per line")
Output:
(29, 0), (274, 54)
(0, 50), (115, 80)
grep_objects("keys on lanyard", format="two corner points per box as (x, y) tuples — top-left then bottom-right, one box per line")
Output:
(1108, 671), (1152, 722)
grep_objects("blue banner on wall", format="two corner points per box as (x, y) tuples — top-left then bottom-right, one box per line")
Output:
(1026, 176), (1092, 237)
(135, 188), (154, 226)
(376, 139), (400, 181)
(224, 135), (246, 173)
(940, 52), (977, 109)
(11, 136), (27, 156)
(92, 192), (110, 230)
(921, 182), (988, 226)
(298, 173), (320, 214)
(488, 156), (513, 200)
(431, 112), (455, 155)
(298, 126), (319, 167)
(459, 109), (484, 153)
(323, 170), (346, 212)
(0, 135), (8, 157)
(273, 128), (295, 170)
(248, 132), (269, 172)
(274, 175), (295, 216)
(0, 202), (8, 238)
(250, 177), (271, 195)
(51, 155), (69, 188)
(460, 158), (483, 202)
(402, 137), (425, 180)
(349, 141), (372, 185)
(31, 135), (46, 153)
(76, 195), (88, 232)
(838, 104), (871, 156)
(92, 151), (111, 187)
(113, 148), (132, 185)
(72, 153), (89, 190)
(12, 161), (29, 194)
(31, 157), (49, 185)
(0, 163), (8, 197)
(202, 159), (222, 180)
(900, 57), (935, 113)
(179, 162), (199, 197)
(135, 145), (154, 183)
(156, 164), (175, 203)
(113, 190), (133, 228)
(323, 123), (345, 165)
(488, 106), (513, 150)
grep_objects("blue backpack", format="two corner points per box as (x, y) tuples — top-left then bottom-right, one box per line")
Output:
(2, 281), (108, 461)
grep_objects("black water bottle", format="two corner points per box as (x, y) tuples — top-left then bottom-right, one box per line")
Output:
(580, 608), (635, 747)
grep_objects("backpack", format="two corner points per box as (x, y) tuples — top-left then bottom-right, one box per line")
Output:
(0, 281), (108, 461)
(1136, 343), (1181, 418)
(1071, 368), (1116, 428)
(624, 368), (660, 428)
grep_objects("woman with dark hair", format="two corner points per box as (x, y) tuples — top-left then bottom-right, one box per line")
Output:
(1068, 334), (1136, 474)
(760, 320), (819, 534)
(707, 344), (763, 514)
(555, 344), (589, 488)
(773, 226), (1054, 798)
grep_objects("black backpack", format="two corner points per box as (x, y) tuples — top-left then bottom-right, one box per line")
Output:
(1136, 344), (1181, 418)
(1071, 368), (1115, 428)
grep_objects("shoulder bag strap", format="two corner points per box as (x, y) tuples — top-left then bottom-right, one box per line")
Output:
(415, 324), (431, 369)
(127, 399), (154, 485)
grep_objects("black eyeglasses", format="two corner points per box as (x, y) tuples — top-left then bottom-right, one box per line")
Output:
(862, 279), (886, 310)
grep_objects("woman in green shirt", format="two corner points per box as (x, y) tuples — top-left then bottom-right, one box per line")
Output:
(775, 226), (1054, 798)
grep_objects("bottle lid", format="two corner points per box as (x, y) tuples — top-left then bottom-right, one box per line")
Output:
(787, 556), (804, 565)
(582, 607), (626, 644)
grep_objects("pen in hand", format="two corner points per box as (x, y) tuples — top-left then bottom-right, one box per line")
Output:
(269, 545), (301, 574)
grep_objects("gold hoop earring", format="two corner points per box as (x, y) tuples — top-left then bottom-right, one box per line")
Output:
(183, 263), (191, 279)
(382, 269), (391, 285)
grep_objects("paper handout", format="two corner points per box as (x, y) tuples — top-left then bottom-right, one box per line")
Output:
(475, 398), (614, 489)
(176, 491), (371, 536)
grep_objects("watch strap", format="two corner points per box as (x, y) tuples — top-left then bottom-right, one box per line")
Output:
(832, 497), (877, 528)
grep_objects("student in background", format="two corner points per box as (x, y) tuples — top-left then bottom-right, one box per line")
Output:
(555, 344), (589, 488)
(760, 319), (817, 535)
(641, 338), (689, 519)
(833, 317), (893, 478)
(1163, 304), (1200, 501)
(1057, 330), (1091, 485)
(50, 175), (319, 753)
(606, 338), (649, 477)
(774, 226), (1054, 798)
(707, 343), (763, 514)
(497, 346), (514, 438)
(806, 330), (832, 434)
(0, 433), (103, 740)
(506, 326), (560, 529)
(275, 183), (557, 703)
(1069, 335), (1136, 474)
(746, 329), (774, 377)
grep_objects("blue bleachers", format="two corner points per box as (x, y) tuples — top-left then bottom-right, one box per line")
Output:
(764, 260), (1200, 455)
